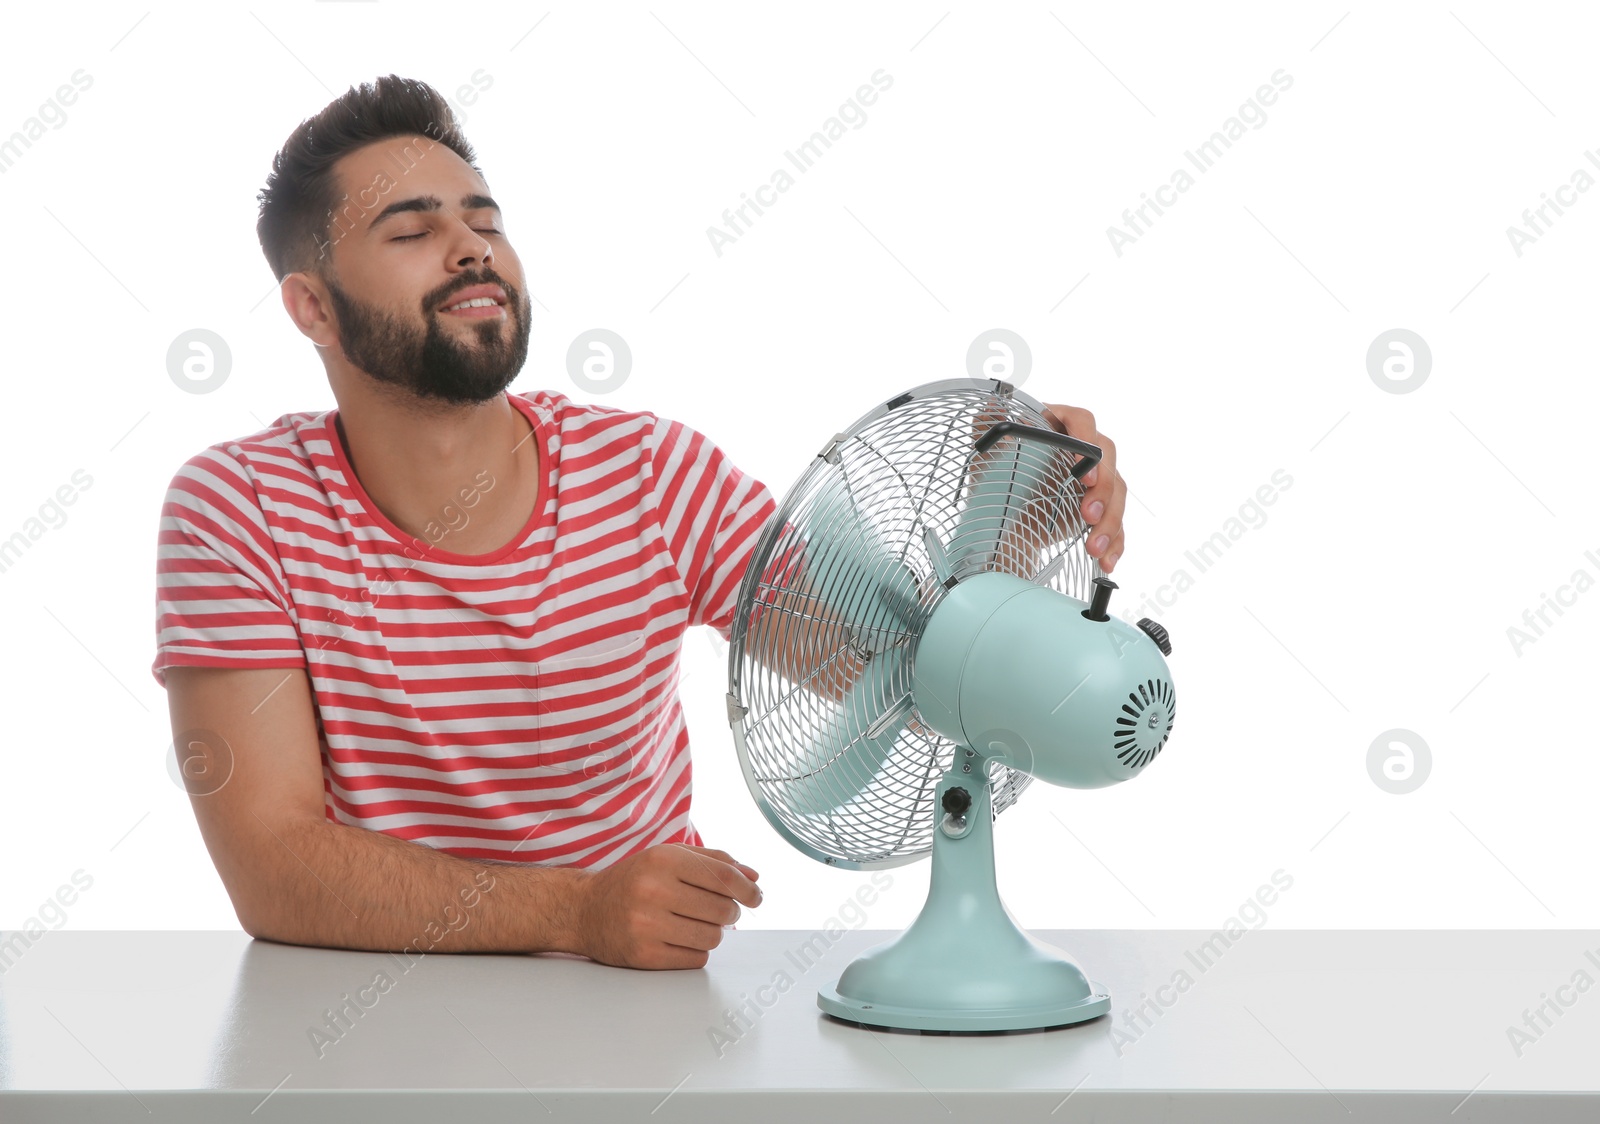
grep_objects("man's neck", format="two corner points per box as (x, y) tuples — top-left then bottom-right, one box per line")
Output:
(333, 386), (539, 555)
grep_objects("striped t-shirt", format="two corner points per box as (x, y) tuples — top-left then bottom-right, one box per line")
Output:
(151, 389), (777, 869)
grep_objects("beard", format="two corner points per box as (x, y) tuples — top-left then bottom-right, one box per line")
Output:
(324, 271), (532, 408)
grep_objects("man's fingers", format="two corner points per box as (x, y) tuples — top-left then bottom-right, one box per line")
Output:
(1043, 404), (1113, 496)
(1085, 476), (1127, 569)
(678, 844), (759, 883)
(1088, 469), (1127, 552)
(1042, 403), (1124, 570)
(660, 912), (728, 954)
(676, 847), (763, 907)
(1043, 403), (1095, 441)
(674, 883), (744, 927)
(1108, 544), (1127, 573)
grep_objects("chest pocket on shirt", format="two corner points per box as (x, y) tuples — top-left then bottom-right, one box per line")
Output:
(534, 631), (650, 793)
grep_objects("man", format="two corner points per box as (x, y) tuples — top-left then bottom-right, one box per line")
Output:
(153, 76), (1128, 971)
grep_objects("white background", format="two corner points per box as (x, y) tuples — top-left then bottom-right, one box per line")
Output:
(1, 1), (1595, 940)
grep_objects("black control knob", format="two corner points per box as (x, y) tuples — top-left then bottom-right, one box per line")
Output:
(1082, 576), (1117, 622)
(1137, 617), (1172, 656)
(942, 786), (972, 818)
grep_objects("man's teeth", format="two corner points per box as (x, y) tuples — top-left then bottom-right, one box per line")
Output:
(446, 297), (499, 310)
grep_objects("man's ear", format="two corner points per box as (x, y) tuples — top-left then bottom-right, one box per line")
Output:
(281, 272), (337, 348)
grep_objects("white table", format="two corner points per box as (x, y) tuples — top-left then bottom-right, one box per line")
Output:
(1, 928), (1595, 1121)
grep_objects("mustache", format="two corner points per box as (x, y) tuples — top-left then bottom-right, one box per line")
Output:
(434, 275), (516, 307)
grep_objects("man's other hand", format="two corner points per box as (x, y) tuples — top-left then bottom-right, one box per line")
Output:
(572, 843), (762, 970)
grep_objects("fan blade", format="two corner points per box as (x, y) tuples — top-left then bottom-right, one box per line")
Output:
(1032, 550), (1066, 586)
(866, 690), (915, 740)
(797, 479), (924, 649)
(948, 416), (1081, 580)
(784, 645), (910, 817)
(945, 445), (1019, 574)
(923, 524), (952, 584)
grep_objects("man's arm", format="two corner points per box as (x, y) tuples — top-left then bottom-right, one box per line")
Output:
(743, 402), (1125, 701)
(742, 568), (863, 706)
(166, 663), (587, 954)
(165, 664), (760, 968)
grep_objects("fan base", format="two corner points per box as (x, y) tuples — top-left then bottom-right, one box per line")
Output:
(813, 758), (1113, 1034)
(817, 984), (1109, 1033)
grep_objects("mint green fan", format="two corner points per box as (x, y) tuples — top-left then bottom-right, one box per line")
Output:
(725, 378), (1176, 1033)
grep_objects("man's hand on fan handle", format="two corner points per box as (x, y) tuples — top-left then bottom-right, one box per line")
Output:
(1042, 404), (1125, 574)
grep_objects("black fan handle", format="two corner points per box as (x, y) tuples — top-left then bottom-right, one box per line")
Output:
(973, 421), (1103, 481)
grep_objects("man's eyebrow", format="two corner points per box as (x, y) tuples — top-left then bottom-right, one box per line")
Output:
(368, 193), (501, 234)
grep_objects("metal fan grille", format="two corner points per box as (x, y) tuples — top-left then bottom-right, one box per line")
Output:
(727, 379), (1104, 868)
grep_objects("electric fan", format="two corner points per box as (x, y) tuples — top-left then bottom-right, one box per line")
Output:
(724, 377), (1175, 1033)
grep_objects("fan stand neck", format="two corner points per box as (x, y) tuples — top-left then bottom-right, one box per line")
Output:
(816, 754), (1111, 1033)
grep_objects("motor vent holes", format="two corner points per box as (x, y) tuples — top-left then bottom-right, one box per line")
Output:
(1114, 678), (1174, 769)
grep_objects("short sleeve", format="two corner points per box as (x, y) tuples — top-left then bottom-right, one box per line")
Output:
(645, 416), (782, 641)
(151, 448), (307, 688)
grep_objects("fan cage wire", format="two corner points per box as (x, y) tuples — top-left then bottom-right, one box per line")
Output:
(728, 382), (1103, 867)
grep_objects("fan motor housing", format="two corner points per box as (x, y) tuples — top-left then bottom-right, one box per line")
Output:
(911, 572), (1175, 788)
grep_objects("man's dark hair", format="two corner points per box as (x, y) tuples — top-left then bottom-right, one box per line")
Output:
(255, 74), (483, 283)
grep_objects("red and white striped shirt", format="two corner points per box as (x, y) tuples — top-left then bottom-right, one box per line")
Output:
(152, 389), (776, 868)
